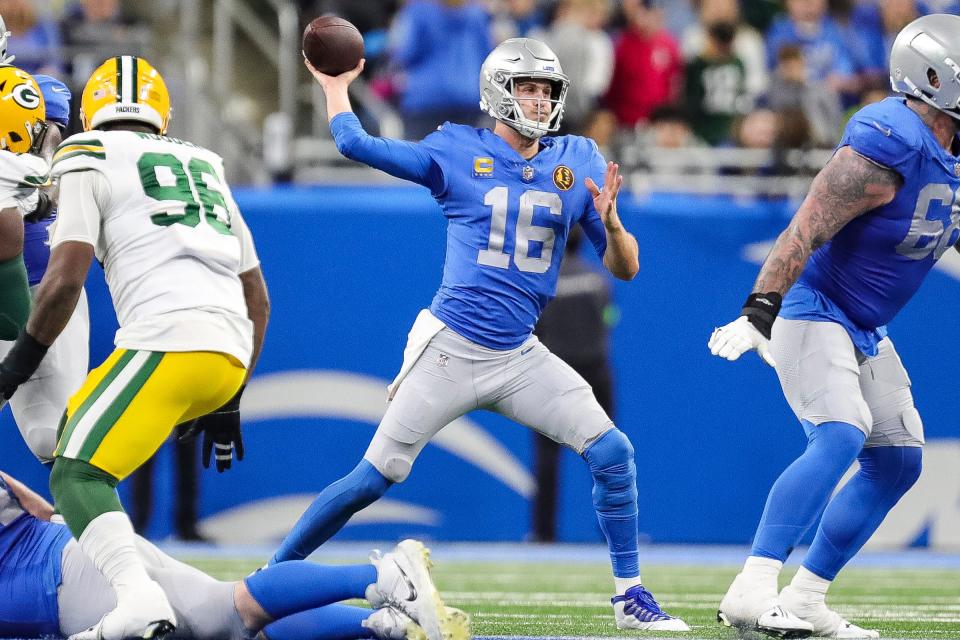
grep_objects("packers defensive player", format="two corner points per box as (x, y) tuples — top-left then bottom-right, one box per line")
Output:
(0, 65), (49, 345)
(0, 56), (270, 640)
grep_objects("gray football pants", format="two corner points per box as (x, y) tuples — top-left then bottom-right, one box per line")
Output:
(365, 328), (615, 482)
(57, 537), (250, 639)
(770, 319), (924, 447)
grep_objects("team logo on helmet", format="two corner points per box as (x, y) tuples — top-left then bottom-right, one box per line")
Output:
(553, 165), (574, 191)
(11, 83), (40, 109)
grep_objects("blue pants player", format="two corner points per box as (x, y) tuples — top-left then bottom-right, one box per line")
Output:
(708, 14), (960, 640)
(271, 38), (688, 632)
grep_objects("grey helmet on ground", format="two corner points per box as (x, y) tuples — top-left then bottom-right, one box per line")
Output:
(479, 38), (569, 139)
(890, 14), (960, 120)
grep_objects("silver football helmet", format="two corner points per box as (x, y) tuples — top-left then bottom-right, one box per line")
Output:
(890, 14), (960, 120)
(479, 38), (569, 139)
(0, 15), (12, 65)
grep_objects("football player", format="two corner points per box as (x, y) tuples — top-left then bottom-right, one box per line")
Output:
(0, 56), (270, 640)
(0, 70), (92, 464)
(707, 14), (960, 639)
(272, 38), (688, 632)
(0, 65), (49, 351)
(0, 470), (466, 640)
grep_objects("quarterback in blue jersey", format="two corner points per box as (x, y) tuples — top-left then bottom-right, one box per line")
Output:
(0, 73), (91, 463)
(273, 38), (688, 631)
(708, 14), (960, 639)
(0, 470), (466, 640)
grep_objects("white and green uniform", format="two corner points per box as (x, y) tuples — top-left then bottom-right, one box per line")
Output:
(0, 150), (89, 462)
(50, 131), (258, 365)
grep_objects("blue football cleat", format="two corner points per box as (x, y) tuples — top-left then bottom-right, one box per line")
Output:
(612, 585), (691, 631)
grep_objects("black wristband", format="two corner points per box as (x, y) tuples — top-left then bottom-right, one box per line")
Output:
(3, 331), (49, 381)
(740, 292), (782, 340)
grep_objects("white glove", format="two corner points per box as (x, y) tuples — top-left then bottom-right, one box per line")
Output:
(708, 316), (777, 367)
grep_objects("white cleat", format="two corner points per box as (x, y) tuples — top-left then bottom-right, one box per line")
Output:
(366, 539), (471, 640)
(779, 585), (879, 638)
(67, 580), (176, 640)
(612, 585), (691, 631)
(718, 572), (812, 639)
(363, 606), (427, 640)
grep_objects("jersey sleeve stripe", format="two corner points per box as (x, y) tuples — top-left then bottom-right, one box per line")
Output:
(55, 138), (103, 153)
(53, 147), (106, 164)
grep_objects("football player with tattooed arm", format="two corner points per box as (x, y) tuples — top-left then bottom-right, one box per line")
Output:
(272, 38), (689, 632)
(708, 15), (960, 639)
(0, 56), (270, 640)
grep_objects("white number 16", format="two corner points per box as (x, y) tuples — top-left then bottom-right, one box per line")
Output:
(477, 186), (563, 274)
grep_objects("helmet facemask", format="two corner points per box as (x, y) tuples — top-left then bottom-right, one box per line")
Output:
(484, 70), (569, 139)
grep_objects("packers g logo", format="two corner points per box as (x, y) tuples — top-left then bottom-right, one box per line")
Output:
(553, 165), (574, 191)
(12, 83), (41, 110)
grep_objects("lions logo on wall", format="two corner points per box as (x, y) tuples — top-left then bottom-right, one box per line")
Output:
(553, 165), (573, 191)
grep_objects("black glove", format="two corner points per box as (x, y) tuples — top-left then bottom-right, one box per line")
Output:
(0, 332), (48, 410)
(180, 385), (245, 472)
(23, 191), (55, 223)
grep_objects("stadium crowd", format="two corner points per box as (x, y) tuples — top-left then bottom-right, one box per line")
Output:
(299, 0), (960, 172)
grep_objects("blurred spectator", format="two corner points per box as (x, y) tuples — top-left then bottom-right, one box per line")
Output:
(642, 104), (702, 149)
(658, 0), (698, 38)
(61, 0), (149, 93)
(682, 0), (768, 103)
(605, 0), (683, 129)
(849, 0), (919, 78)
(683, 19), (748, 145)
(389, 0), (492, 139)
(741, 0), (784, 33)
(130, 423), (206, 542)
(530, 0), (613, 133)
(582, 109), (617, 155)
(765, 0), (858, 98)
(531, 227), (615, 543)
(0, 0), (62, 75)
(766, 44), (842, 147)
(733, 107), (779, 151)
(829, 0), (885, 92)
(490, 0), (546, 42)
(732, 105), (812, 175)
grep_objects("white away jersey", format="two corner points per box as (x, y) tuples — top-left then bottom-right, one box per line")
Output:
(49, 131), (259, 366)
(0, 150), (49, 212)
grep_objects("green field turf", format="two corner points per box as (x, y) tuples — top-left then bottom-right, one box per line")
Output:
(183, 555), (960, 639)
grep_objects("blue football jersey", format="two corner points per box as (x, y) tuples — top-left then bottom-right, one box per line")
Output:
(418, 124), (609, 349)
(784, 97), (960, 354)
(0, 475), (69, 637)
(23, 216), (54, 286)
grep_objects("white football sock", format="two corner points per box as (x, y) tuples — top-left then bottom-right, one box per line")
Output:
(78, 511), (153, 592)
(788, 566), (832, 602)
(739, 556), (783, 593)
(614, 575), (643, 595)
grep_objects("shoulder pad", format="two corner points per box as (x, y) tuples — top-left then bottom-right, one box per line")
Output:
(51, 135), (106, 178)
(841, 101), (920, 173)
(0, 150), (50, 190)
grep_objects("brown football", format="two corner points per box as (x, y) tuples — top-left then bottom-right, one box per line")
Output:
(302, 16), (364, 76)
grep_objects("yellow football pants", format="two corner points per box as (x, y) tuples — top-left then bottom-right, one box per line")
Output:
(54, 349), (246, 480)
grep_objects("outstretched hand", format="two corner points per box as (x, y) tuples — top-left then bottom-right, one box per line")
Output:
(585, 161), (624, 230)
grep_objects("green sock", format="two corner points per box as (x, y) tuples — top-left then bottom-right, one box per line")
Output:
(0, 253), (30, 340)
(50, 457), (123, 538)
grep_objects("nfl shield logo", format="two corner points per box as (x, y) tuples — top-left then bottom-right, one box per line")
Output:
(522, 165), (535, 182)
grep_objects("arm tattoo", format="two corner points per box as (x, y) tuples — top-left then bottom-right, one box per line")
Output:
(753, 146), (902, 294)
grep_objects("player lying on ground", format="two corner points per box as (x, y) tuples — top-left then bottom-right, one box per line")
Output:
(0, 470), (468, 640)
(270, 38), (688, 632)
(707, 13), (960, 640)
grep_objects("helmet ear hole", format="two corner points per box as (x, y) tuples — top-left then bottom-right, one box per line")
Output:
(928, 67), (941, 89)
